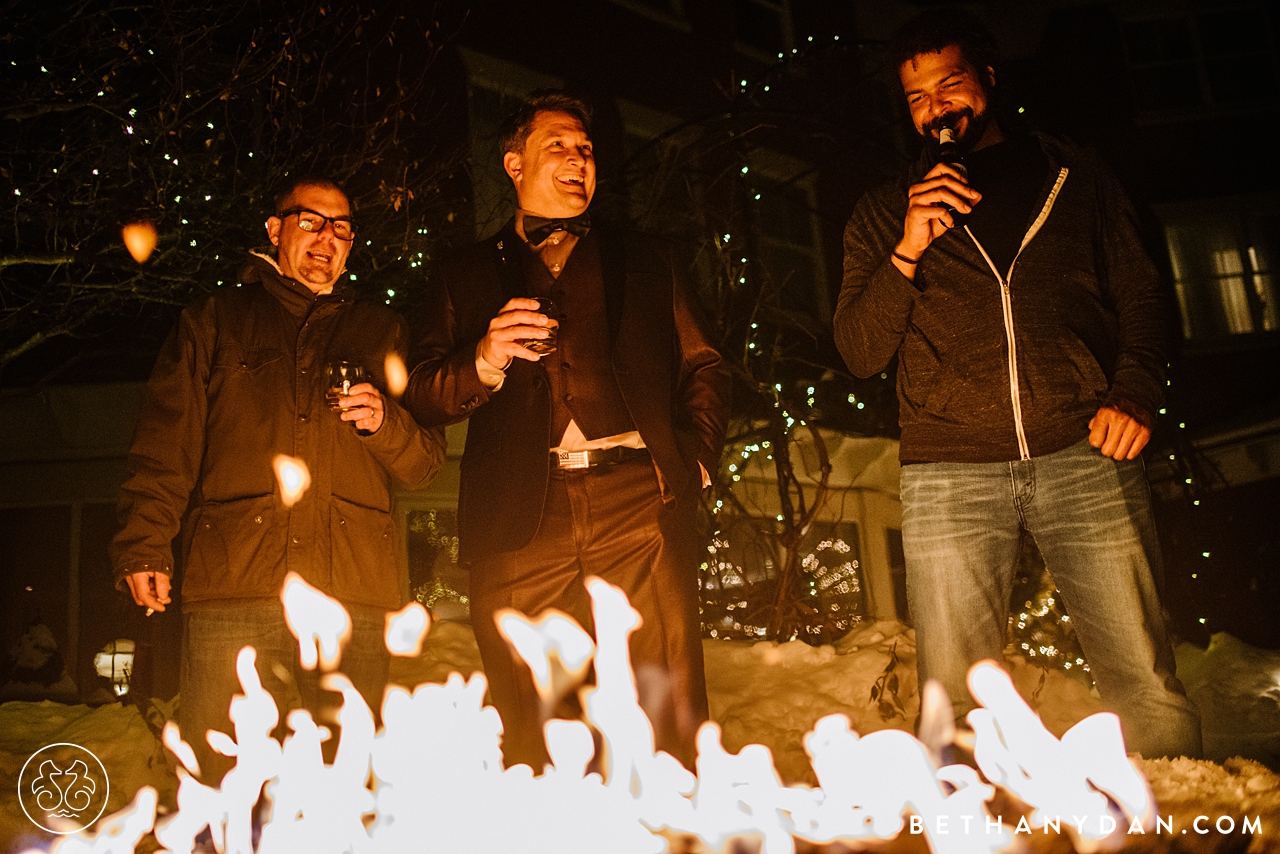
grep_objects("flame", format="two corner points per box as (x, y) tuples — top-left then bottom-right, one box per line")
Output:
(497, 607), (595, 723)
(384, 601), (431, 657)
(39, 581), (1158, 854)
(967, 661), (1154, 849)
(122, 222), (158, 263)
(384, 353), (409, 398)
(271, 454), (311, 508)
(280, 572), (351, 672)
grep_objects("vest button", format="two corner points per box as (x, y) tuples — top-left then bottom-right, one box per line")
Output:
(564, 393), (573, 402)
(561, 362), (570, 370)
(299, 414), (309, 423)
(292, 536), (300, 544)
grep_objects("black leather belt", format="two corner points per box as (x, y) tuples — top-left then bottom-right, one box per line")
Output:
(551, 446), (650, 470)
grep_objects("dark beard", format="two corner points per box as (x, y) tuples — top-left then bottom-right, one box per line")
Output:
(924, 106), (992, 159)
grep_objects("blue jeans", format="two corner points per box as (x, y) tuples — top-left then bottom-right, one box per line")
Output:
(900, 439), (1202, 759)
(179, 600), (389, 784)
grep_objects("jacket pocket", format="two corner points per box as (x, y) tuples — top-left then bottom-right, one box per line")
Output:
(184, 495), (284, 601)
(328, 496), (398, 606)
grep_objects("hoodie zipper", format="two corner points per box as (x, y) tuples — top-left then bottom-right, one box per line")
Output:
(963, 166), (1069, 461)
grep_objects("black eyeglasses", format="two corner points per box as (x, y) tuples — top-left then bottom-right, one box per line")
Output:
(278, 208), (356, 241)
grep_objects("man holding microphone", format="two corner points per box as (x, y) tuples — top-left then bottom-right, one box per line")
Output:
(834, 9), (1200, 759)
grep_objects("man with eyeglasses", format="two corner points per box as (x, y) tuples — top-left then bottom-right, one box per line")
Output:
(111, 176), (445, 783)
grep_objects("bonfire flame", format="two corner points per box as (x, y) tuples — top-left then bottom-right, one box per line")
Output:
(271, 455), (310, 509)
(32, 578), (1155, 854)
(383, 353), (409, 398)
(384, 602), (431, 658)
(280, 573), (351, 672)
(122, 222), (158, 264)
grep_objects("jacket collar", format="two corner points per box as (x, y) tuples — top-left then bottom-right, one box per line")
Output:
(907, 129), (1073, 183)
(241, 251), (351, 318)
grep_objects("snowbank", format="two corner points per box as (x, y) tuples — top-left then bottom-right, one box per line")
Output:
(3, 623), (1279, 852)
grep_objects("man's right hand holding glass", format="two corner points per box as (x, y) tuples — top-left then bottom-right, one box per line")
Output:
(477, 297), (559, 371)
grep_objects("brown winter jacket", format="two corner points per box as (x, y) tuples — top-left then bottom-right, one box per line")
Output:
(834, 133), (1171, 464)
(111, 253), (445, 610)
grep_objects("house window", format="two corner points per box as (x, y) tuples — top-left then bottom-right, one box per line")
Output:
(458, 49), (563, 240)
(1121, 6), (1278, 120)
(1160, 197), (1279, 340)
(733, 0), (793, 59)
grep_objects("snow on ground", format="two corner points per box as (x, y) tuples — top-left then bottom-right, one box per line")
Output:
(3, 622), (1279, 852)
(0, 698), (176, 852)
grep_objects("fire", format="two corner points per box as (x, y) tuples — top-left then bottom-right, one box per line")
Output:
(384, 601), (431, 657)
(383, 353), (409, 398)
(271, 455), (310, 508)
(31, 580), (1156, 854)
(121, 222), (158, 263)
(280, 572), (350, 671)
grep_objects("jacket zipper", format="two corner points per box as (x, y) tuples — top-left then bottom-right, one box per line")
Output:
(963, 166), (1069, 461)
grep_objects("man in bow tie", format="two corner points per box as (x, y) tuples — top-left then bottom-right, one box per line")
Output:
(404, 90), (731, 771)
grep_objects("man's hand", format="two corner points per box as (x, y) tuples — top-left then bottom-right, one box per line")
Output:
(477, 297), (558, 369)
(895, 163), (982, 276)
(125, 571), (172, 613)
(339, 382), (385, 433)
(1088, 406), (1151, 460)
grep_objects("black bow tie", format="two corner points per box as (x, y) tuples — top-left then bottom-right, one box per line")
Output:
(523, 213), (591, 246)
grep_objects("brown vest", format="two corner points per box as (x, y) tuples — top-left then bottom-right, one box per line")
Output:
(520, 233), (636, 442)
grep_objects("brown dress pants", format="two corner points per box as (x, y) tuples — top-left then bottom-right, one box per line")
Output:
(468, 456), (707, 771)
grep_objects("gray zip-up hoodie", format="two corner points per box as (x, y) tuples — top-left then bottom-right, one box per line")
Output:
(835, 133), (1170, 464)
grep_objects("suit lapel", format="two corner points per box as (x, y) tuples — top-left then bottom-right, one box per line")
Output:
(490, 219), (524, 303)
(598, 225), (627, 344)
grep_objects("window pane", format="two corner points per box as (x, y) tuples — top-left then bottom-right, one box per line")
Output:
(1123, 18), (1195, 64)
(1197, 9), (1270, 56)
(1161, 209), (1279, 339)
(1217, 276), (1255, 334)
(1255, 274), (1278, 331)
(733, 0), (785, 55)
(1129, 62), (1203, 112)
(1205, 54), (1277, 107)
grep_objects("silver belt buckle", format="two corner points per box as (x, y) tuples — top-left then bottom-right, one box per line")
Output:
(557, 450), (590, 470)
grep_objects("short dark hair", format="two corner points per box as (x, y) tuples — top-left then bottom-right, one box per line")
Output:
(497, 90), (593, 156)
(888, 8), (1000, 93)
(272, 175), (349, 215)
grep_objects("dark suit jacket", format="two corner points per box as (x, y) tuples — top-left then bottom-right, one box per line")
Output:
(404, 221), (731, 561)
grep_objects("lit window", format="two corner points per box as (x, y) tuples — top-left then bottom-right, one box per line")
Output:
(1160, 197), (1278, 340)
